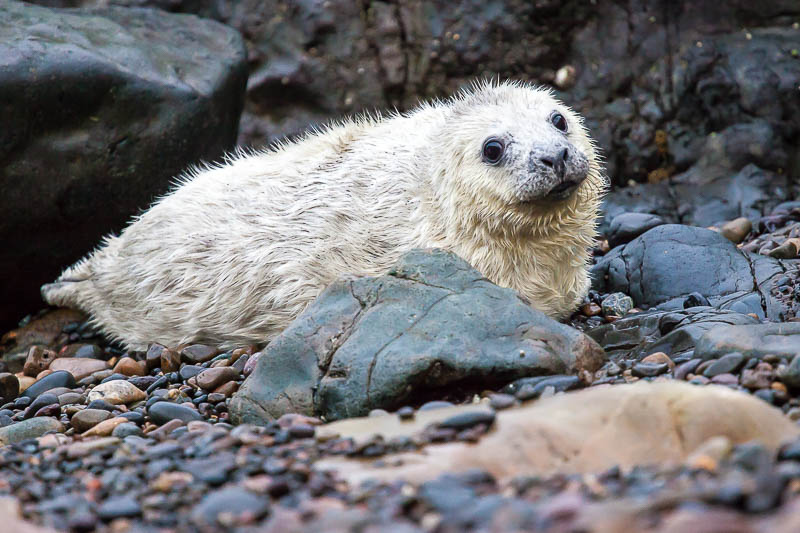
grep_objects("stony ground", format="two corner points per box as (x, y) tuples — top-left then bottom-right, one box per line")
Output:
(2, 210), (800, 532)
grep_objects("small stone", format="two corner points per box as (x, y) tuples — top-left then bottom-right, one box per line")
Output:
(113, 357), (146, 377)
(439, 410), (495, 430)
(767, 241), (798, 259)
(24, 393), (58, 419)
(195, 367), (239, 391)
(369, 409), (389, 417)
(703, 352), (745, 378)
(212, 381), (238, 397)
(207, 393), (226, 403)
(192, 487), (268, 525)
(720, 217), (752, 244)
(601, 293), (634, 317)
(148, 401), (203, 425)
(419, 400), (455, 411)
(72, 344), (104, 358)
(288, 424), (315, 439)
(71, 409), (113, 432)
(632, 362), (668, 378)
(88, 380), (146, 405)
(64, 437), (120, 458)
(641, 352), (675, 372)
(17, 375), (36, 394)
(780, 354), (800, 388)
(83, 416), (128, 437)
(488, 393), (516, 410)
(711, 373), (739, 386)
(581, 302), (602, 317)
(22, 346), (59, 377)
(0, 373), (19, 403)
(160, 348), (181, 373)
(57, 392), (82, 406)
(675, 359), (702, 380)
(181, 344), (218, 364)
(243, 352), (261, 376)
(146, 343), (167, 371)
(128, 376), (158, 390)
(98, 495), (141, 521)
(49, 357), (108, 380)
(397, 406), (415, 420)
(180, 365), (204, 380)
(22, 371), (76, 399)
(0, 417), (63, 445)
(87, 399), (118, 412)
(740, 362), (775, 390)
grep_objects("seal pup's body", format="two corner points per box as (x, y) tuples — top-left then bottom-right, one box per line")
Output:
(43, 81), (605, 350)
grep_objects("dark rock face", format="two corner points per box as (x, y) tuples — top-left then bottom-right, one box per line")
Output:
(695, 323), (800, 361)
(0, 2), (248, 330)
(592, 225), (798, 319)
(588, 307), (759, 361)
(231, 249), (605, 422)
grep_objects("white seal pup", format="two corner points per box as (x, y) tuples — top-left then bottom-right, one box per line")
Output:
(42, 80), (606, 350)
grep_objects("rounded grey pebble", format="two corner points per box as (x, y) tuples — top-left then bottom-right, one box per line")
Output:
(112, 422), (143, 438)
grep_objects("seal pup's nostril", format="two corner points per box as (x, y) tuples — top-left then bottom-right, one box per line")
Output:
(540, 156), (554, 168)
(560, 148), (569, 162)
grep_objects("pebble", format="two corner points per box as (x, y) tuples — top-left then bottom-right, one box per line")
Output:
(741, 362), (775, 390)
(703, 352), (745, 378)
(767, 240), (798, 259)
(191, 486), (269, 525)
(145, 343), (167, 371)
(180, 365), (204, 380)
(243, 352), (261, 376)
(780, 354), (800, 388)
(438, 410), (495, 430)
(72, 344), (104, 358)
(87, 398), (118, 411)
(181, 344), (218, 364)
(397, 406), (415, 420)
(641, 352), (675, 372)
(213, 381), (238, 397)
(71, 408), (113, 432)
(21, 370), (76, 399)
(88, 380), (146, 405)
(49, 357), (107, 380)
(601, 293), (634, 317)
(675, 359), (702, 380)
(98, 495), (141, 521)
(83, 416), (128, 437)
(195, 366), (239, 391)
(0, 416), (63, 445)
(631, 362), (668, 378)
(488, 393), (516, 410)
(0, 373), (19, 403)
(419, 400), (455, 411)
(113, 356), (146, 376)
(57, 392), (83, 406)
(720, 217), (752, 244)
(710, 373), (739, 386)
(160, 347), (181, 373)
(683, 292), (711, 308)
(24, 393), (58, 419)
(23, 346), (59, 377)
(148, 401), (204, 425)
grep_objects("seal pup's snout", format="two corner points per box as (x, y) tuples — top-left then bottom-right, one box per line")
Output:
(540, 148), (569, 180)
(528, 143), (590, 200)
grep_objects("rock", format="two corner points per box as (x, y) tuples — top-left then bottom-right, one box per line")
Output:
(70, 409), (112, 433)
(160, 348), (181, 373)
(97, 495), (141, 521)
(696, 323), (800, 361)
(741, 362), (776, 390)
(71, 344), (104, 359)
(148, 401), (203, 425)
(1, 3), (248, 332)
(781, 354), (800, 389)
(703, 352), (746, 378)
(180, 345), (218, 365)
(231, 249), (605, 422)
(192, 487), (269, 525)
(632, 362), (668, 378)
(24, 394), (58, 420)
(22, 346), (58, 377)
(111, 422), (143, 439)
(145, 343), (166, 372)
(600, 293), (634, 317)
(87, 380), (146, 405)
(606, 212), (665, 248)
(0, 373), (19, 403)
(21, 371), (76, 399)
(589, 307), (758, 361)
(592, 225), (789, 320)
(720, 217), (753, 244)
(316, 382), (799, 484)
(0, 309), (84, 371)
(194, 367), (239, 391)
(0, 417), (63, 445)
(112, 357), (146, 377)
(83, 417), (128, 437)
(48, 358), (107, 380)
(767, 241), (798, 259)
(641, 352), (675, 372)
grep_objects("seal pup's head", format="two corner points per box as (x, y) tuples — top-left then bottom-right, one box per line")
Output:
(431, 80), (606, 234)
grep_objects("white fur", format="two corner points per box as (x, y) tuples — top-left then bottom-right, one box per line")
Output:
(42, 80), (606, 350)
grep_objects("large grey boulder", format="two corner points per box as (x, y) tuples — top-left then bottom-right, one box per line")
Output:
(0, 1), (248, 330)
(592, 225), (795, 319)
(230, 249), (605, 423)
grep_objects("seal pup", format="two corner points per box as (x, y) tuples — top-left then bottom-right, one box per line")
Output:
(42, 80), (606, 350)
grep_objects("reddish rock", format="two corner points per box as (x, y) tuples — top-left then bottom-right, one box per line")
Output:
(49, 358), (108, 380)
(23, 346), (58, 377)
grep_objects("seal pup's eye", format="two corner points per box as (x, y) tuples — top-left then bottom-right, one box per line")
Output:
(482, 138), (505, 164)
(551, 113), (568, 132)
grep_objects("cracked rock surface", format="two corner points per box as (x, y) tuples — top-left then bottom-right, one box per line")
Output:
(591, 224), (800, 319)
(230, 249), (605, 423)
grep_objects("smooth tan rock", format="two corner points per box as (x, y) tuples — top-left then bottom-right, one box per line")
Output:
(22, 346), (59, 377)
(720, 217), (752, 244)
(17, 375), (36, 393)
(87, 380), (146, 405)
(49, 358), (108, 380)
(82, 416), (128, 437)
(316, 382), (799, 484)
(70, 408), (112, 433)
(195, 366), (239, 391)
(113, 357), (146, 377)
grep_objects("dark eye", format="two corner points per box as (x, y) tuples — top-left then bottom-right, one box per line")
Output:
(551, 112), (568, 132)
(482, 138), (504, 164)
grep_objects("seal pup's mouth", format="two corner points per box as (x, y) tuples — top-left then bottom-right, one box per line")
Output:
(545, 179), (582, 200)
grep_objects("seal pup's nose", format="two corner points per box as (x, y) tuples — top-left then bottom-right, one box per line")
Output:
(540, 148), (569, 180)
